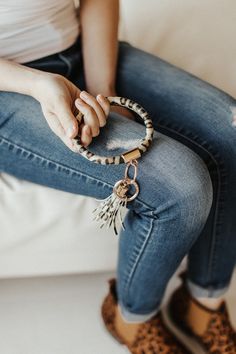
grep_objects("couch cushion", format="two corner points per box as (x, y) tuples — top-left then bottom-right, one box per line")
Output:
(0, 173), (118, 277)
(120, 0), (236, 99)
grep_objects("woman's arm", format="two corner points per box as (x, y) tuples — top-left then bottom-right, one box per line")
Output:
(0, 58), (41, 96)
(79, 0), (135, 121)
(0, 58), (111, 147)
(79, 0), (119, 97)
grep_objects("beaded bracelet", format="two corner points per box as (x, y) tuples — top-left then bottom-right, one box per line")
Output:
(72, 96), (154, 235)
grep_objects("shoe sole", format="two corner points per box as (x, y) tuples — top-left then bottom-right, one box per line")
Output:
(101, 301), (198, 354)
(101, 312), (195, 354)
(162, 302), (207, 354)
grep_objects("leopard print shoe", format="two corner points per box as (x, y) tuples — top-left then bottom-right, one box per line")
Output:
(165, 273), (236, 353)
(101, 278), (193, 354)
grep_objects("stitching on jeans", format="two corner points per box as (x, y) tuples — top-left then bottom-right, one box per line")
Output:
(0, 135), (154, 211)
(122, 209), (155, 308)
(157, 123), (221, 284)
(0, 136), (107, 185)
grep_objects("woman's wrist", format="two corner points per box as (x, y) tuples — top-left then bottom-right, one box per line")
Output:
(0, 58), (48, 99)
(25, 70), (43, 99)
(30, 70), (53, 101)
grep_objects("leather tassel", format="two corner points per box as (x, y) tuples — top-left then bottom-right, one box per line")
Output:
(93, 193), (127, 235)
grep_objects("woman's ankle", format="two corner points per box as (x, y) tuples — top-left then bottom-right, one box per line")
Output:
(115, 305), (142, 345)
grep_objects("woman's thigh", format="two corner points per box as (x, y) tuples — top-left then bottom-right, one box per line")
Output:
(116, 41), (236, 161)
(0, 91), (211, 217)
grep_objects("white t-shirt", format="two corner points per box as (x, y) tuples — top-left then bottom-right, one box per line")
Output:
(0, 0), (80, 63)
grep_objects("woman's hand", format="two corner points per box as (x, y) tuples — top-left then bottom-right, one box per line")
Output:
(33, 73), (110, 150)
(75, 91), (136, 147)
(33, 72), (135, 150)
(74, 91), (110, 147)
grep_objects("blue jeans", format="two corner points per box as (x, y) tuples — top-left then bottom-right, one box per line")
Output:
(0, 37), (235, 322)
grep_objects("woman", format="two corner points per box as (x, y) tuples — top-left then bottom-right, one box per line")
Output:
(0, 0), (235, 353)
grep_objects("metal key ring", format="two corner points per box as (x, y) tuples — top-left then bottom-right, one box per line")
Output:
(113, 178), (140, 202)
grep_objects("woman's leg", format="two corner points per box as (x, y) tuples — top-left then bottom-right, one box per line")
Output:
(116, 41), (236, 297)
(0, 89), (212, 320)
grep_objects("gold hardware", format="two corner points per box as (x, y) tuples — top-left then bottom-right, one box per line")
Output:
(125, 160), (138, 181)
(122, 148), (141, 163)
(113, 179), (139, 202)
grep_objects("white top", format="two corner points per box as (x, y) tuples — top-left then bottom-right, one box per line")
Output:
(0, 0), (80, 63)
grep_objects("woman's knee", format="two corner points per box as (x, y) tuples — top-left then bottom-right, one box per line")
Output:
(173, 165), (213, 236)
(135, 134), (213, 235)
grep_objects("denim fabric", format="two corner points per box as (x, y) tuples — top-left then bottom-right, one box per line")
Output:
(0, 36), (235, 321)
(114, 41), (236, 300)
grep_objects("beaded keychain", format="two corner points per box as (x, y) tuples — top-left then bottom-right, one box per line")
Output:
(72, 96), (154, 235)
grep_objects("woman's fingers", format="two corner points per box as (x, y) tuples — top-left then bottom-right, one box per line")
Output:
(96, 94), (110, 116)
(43, 94), (108, 151)
(46, 112), (65, 138)
(54, 97), (79, 138)
(79, 91), (108, 127)
(72, 92), (111, 148)
(80, 123), (92, 147)
(44, 110), (76, 151)
(75, 98), (100, 137)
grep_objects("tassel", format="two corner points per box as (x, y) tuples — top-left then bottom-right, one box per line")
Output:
(93, 192), (128, 235)
(93, 160), (140, 235)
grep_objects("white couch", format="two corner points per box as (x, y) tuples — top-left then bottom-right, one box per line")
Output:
(0, 0), (235, 278)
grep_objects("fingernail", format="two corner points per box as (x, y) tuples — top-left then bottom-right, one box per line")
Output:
(80, 91), (89, 100)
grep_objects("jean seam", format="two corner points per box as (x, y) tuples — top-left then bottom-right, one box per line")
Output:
(122, 209), (155, 310)
(157, 123), (223, 285)
(0, 135), (155, 212)
(0, 135), (108, 184)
